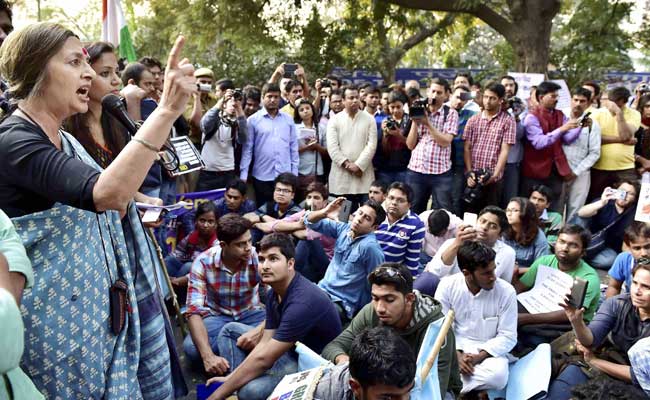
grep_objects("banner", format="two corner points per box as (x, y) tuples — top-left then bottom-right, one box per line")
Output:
(410, 318), (443, 400)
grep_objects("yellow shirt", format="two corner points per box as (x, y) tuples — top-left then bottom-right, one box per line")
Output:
(280, 102), (296, 119)
(592, 106), (641, 170)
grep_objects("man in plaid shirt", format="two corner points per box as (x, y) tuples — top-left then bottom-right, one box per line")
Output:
(406, 77), (459, 213)
(183, 214), (266, 376)
(463, 82), (516, 211)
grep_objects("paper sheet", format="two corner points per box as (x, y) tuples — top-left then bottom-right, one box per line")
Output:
(517, 265), (573, 314)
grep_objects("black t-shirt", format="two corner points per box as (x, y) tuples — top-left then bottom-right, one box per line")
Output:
(0, 115), (100, 217)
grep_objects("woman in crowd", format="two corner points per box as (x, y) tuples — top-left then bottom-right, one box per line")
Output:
(294, 97), (328, 197)
(634, 94), (650, 174)
(503, 197), (550, 268)
(0, 23), (195, 398)
(548, 263), (650, 399)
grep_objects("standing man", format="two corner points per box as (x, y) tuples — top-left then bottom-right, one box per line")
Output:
(327, 85), (377, 211)
(463, 82), (516, 211)
(521, 81), (582, 211)
(186, 67), (217, 147)
(375, 182), (426, 276)
(435, 241), (517, 395)
(240, 83), (299, 206)
(561, 87), (601, 221)
(499, 75), (526, 208)
(406, 78), (459, 213)
(588, 86), (641, 200)
(279, 80), (304, 118)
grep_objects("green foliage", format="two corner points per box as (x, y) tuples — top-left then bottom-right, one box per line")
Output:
(550, 0), (634, 88)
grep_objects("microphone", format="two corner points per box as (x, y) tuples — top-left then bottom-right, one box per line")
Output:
(101, 94), (139, 135)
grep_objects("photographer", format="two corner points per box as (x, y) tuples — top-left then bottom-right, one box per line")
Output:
(377, 90), (412, 184)
(462, 83), (515, 212)
(406, 77), (459, 213)
(499, 75), (526, 208)
(268, 62), (309, 108)
(197, 88), (248, 191)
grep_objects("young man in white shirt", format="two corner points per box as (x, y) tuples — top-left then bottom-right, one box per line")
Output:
(435, 241), (517, 395)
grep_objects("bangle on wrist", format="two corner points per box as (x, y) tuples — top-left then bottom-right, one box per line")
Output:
(132, 137), (160, 153)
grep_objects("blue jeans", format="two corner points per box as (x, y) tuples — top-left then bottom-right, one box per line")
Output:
(407, 169), (453, 214)
(570, 217), (618, 270)
(164, 255), (192, 277)
(217, 322), (299, 400)
(413, 271), (440, 297)
(547, 364), (589, 400)
(183, 309), (266, 365)
(295, 239), (330, 283)
(376, 170), (408, 186)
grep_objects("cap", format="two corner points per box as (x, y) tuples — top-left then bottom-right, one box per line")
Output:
(194, 67), (214, 79)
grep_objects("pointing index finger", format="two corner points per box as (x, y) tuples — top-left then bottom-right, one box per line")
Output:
(166, 35), (185, 71)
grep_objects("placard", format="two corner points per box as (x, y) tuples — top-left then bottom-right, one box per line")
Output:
(167, 136), (205, 176)
(550, 79), (571, 111)
(635, 172), (650, 223)
(507, 72), (545, 100)
(517, 265), (573, 314)
(267, 367), (323, 400)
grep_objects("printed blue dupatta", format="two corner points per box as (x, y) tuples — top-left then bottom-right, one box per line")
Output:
(11, 131), (187, 399)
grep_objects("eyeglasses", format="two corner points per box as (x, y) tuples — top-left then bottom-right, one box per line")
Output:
(369, 266), (408, 286)
(275, 187), (293, 194)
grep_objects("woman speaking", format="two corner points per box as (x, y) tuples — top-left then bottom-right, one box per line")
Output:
(0, 23), (195, 398)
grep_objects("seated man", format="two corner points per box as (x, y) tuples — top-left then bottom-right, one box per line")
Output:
(629, 337), (650, 396)
(208, 233), (342, 400)
(529, 184), (563, 245)
(304, 198), (386, 324)
(418, 208), (463, 267)
(271, 181), (336, 283)
(183, 214), (266, 375)
(321, 262), (461, 398)
(576, 180), (639, 270)
(244, 173), (302, 243)
(606, 221), (650, 298)
(214, 179), (256, 218)
(375, 182), (426, 276)
(164, 201), (218, 287)
(513, 224), (601, 348)
(435, 241), (517, 395)
(416, 206), (515, 296)
(314, 326), (417, 400)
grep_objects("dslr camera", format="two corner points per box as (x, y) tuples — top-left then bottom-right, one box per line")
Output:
(233, 88), (243, 101)
(639, 83), (650, 94)
(507, 96), (525, 115)
(463, 168), (492, 206)
(410, 98), (430, 119)
(385, 116), (399, 131)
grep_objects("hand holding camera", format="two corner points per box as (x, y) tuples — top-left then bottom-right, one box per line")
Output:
(601, 187), (627, 205)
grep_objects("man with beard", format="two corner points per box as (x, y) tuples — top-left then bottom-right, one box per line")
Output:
(240, 83), (299, 206)
(321, 262), (462, 399)
(435, 241), (517, 395)
(513, 224), (601, 347)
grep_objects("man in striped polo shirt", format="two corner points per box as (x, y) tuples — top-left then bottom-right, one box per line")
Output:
(375, 182), (426, 276)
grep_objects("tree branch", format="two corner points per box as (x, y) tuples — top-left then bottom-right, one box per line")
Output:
(398, 13), (456, 53)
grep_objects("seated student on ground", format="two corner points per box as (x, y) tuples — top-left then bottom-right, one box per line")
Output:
(207, 233), (342, 400)
(418, 208), (463, 268)
(214, 179), (256, 217)
(164, 201), (218, 287)
(529, 184), (563, 245)
(548, 262), (650, 400)
(183, 214), (266, 376)
(244, 173), (302, 243)
(606, 221), (650, 298)
(270, 181), (336, 282)
(304, 198), (386, 325)
(503, 197), (551, 268)
(629, 336), (650, 396)
(435, 241), (517, 395)
(314, 326), (417, 400)
(368, 179), (387, 205)
(513, 224), (600, 349)
(416, 206), (515, 296)
(576, 180), (639, 270)
(321, 262), (461, 398)
(375, 182), (426, 276)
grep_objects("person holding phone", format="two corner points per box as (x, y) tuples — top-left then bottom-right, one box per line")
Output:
(548, 263), (650, 399)
(294, 98), (328, 195)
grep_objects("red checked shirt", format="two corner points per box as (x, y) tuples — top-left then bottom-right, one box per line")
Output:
(185, 245), (263, 319)
(407, 105), (459, 175)
(462, 110), (516, 179)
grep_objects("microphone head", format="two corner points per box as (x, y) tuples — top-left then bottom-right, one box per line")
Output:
(101, 93), (139, 135)
(101, 93), (125, 112)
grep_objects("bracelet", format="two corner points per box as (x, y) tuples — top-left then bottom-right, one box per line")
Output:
(132, 137), (160, 153)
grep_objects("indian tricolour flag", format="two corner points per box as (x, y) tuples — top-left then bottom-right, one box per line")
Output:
(101, 0), (137, 62)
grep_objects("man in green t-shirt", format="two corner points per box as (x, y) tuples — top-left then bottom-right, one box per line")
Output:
(513, 224), (600, 349)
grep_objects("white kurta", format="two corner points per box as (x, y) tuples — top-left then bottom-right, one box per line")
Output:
(326, 110), (377, 195)
(435, 273), (518, 393)
(426, 238), (516, 283)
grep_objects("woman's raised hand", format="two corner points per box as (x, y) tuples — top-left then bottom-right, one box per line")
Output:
(158, 36), (198, 116)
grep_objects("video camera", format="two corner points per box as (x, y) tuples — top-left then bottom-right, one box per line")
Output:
(409, 98), (432, 119)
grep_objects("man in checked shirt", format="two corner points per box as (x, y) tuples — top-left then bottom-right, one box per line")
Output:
(183, 214), (266, 376)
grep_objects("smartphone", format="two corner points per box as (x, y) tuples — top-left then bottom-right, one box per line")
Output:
(338, 199), (353, 222)
(283, 63), (297, 78)
(463, 212), (478, 226)
(577, 111), (591, 127)
(568, 277), (588, 309)
(606, 187), (627, 200)
(459, 91), (474, 101)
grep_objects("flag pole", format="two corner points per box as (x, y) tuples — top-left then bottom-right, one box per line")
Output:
(420, 309), (455, 382)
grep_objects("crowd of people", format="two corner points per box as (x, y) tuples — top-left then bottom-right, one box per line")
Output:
(1, 1), (650, 399)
